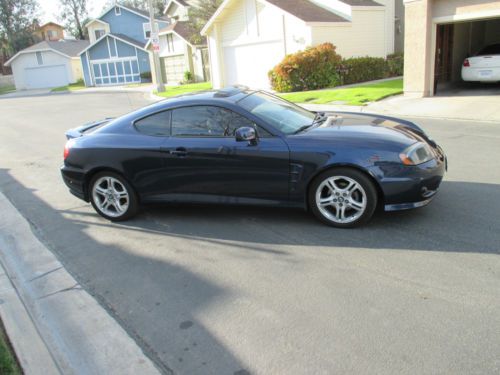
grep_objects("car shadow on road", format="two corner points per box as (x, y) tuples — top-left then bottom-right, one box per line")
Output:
(107, 180), (500, 255)
(0, 168), (251, 375)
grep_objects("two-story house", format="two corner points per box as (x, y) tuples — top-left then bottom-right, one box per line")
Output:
(147, 0), (210, 85)
(79, 4), (169, 86)
(34, 22), (65, 42)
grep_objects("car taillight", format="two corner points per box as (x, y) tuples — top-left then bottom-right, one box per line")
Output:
(64, 139), (74, 160)
(463, 59), (470, 67)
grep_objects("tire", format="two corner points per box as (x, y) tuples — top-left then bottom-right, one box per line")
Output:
(89, 171), (139, 221)
(308, 168), (378, 228)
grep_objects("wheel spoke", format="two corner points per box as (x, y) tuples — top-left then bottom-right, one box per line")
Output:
(319, 197), (334, 207)
(345, 181), (357, 193)
(349, 200), (364, 211)
(94, 186), (107, 196)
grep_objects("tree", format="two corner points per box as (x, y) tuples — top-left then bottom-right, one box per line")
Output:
(0, 0), (40, 56)
(186, 0), (222, 45)
(59, 0), (88, 40)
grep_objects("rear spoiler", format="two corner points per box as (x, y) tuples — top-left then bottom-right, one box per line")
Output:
(65, 118), (114, 140)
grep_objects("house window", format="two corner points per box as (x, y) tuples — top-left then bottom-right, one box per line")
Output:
(95, 29), (105, 40)
(36, 51), (43, 65)
(167, 34), (174, 53)
(47, 30), (57, 40)
(115, 6), (121, 15)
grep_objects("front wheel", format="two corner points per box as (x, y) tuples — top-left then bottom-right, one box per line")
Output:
(309, 168), (378, 228)
(89, 172), (139, 221)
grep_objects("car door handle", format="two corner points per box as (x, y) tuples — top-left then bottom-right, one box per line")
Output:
(169, 147), (188, 157)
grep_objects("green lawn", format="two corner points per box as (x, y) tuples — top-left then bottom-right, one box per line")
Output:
(0, 85), (15, 95)
(155, 82), (212, 98)
(0, 320), (22, 375)
(51, 80), (86, 92)
(279, 79), (403, 106)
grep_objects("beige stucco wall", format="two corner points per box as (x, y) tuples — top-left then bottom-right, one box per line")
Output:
(404, 0), (500, 97)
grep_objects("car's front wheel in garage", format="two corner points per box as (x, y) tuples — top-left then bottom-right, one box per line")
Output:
(90, 172), (139, 221)
(309, 168), (378, 228)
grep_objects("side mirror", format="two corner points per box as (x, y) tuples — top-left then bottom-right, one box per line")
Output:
(235, 127), (258, 145)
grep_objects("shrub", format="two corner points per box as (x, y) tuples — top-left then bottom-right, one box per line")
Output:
(386, 53), (404, 77)
(269, 43), (342, 92)
(140, 71), (152, 81)
(340, 57), (388, 85)
(183, 70), (193, 83)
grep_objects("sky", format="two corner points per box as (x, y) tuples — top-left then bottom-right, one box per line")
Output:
(39, 0), (109, 24)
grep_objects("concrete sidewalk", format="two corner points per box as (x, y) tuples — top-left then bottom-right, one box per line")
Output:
(305, 93), (500, 123)
(0, 192), (161, 375)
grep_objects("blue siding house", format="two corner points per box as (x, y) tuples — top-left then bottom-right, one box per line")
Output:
(79, 4), (168, 86)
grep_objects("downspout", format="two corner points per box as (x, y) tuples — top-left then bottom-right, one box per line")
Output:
(282, 15), (287, 55)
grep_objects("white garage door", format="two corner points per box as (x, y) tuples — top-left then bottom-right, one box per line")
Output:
(25, 64), (69, 89)
(223, 41), (285, 89)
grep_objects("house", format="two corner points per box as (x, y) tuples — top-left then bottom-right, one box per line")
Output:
(4, 40), (89, 90)
(147, 0), (210, 85)
(80, 4), (169, 86)
(201, 0), (397, 89)
(403, 0), (500, 97)
(34, 22), (65, 42)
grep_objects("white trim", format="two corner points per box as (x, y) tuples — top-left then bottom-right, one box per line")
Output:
(78, 33), (148, 56)
(115, 6), (121, 16)
(164, 0), (191, 15)
(106, 36), (112, 57)
(114, 38), (118, 58)
(156, 29), (197, 49)
(97, 3), (164, 23)
(89, 56), (142, 63)
(5, 48), (72, 66)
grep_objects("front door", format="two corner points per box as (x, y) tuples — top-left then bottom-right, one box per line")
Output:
(157, 105), (290, 205)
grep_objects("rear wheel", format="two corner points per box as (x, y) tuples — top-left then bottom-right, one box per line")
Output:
(309, 168), (378, 228)
(89, 172), (138, 221)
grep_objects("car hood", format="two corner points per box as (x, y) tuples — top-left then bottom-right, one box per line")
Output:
(296, 112), (427, 150)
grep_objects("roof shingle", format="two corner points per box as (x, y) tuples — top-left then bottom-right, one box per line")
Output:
(23, 40), (90, 57)
(265, 0), (350, 23)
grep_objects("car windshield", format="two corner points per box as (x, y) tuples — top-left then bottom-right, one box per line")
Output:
(238, 92), (316, 135)
(477, 44), (500, 56)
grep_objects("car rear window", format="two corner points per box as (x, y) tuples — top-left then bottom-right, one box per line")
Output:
(134, 111), (171, 136)
(477, 44), (500, 56)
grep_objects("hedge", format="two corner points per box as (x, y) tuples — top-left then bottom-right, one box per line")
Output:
(268, 43), (342, 93)
(269, 45), (404, 92)
(340, 57), (387, 85)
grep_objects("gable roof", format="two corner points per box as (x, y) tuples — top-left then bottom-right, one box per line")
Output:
(5, 39), (89, 66)
(147, 20), (206, 49)
(266, 0), (351, 22)
(91, 3), (169, 25)
(339, 0), (382, 6)
(39, 22), (65, 29)
(78, 33), (148, 56)
(202, 0), (351, 35)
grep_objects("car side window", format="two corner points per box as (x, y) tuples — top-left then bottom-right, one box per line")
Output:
(135, 111), (171, 136)
(171, 106), (272, 137)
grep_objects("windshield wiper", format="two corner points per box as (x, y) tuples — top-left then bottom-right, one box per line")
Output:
(294, 113), (327, 134)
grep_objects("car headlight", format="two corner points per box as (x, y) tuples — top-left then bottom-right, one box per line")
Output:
(399, 142), (434, 165)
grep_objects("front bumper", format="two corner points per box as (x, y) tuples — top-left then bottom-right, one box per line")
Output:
(378, 148), (447, 212)
(61, 165), (88, 201)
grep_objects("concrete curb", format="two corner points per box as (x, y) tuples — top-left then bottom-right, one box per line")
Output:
(0, 192), (161, 375)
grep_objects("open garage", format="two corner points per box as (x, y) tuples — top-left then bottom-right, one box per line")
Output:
(434, 17), (500, 95)
(403, 0), (500, 98)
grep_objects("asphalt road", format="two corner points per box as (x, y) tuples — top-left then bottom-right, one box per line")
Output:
(0, 91), (499, 375)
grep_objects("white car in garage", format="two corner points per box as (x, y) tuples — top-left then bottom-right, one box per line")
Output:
(462, 43), (500, 82)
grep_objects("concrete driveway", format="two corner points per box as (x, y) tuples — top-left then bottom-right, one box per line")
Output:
(0, 91), (499, 374)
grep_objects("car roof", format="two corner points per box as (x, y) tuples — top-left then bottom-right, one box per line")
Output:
(156, 86), (256, 107)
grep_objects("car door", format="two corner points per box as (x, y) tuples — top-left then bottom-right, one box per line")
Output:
(157, 105), (290, 204)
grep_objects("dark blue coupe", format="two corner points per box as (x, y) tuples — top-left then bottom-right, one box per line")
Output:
(61, 87), (447, 228)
